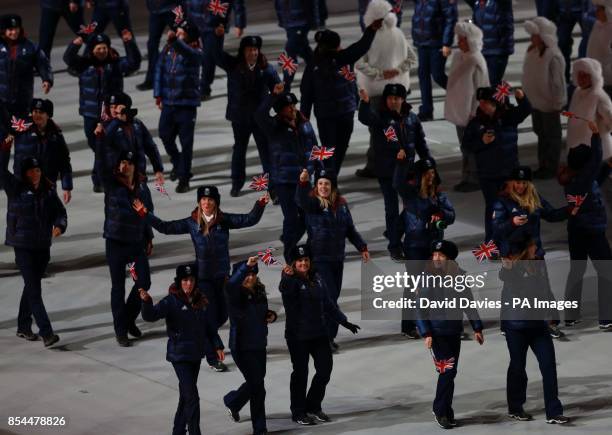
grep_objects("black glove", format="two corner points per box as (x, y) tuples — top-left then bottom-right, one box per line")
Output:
(265, 309), (278, 323)
(342, 321), (360, 334)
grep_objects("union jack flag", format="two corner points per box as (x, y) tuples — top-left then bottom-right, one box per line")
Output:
(472, 240), (499, 263)
(566, 193), (587, 207)
(79, 21), (98, 35)
(430, 348), (455, 374)
(561, 111), (589, 122)
(100, 101), (111, 122)
(207, 0), (229, 17)
(155, 182), (171, 199)
(127, 262), (138, 281)
(172, 5), (184, 24)
(249, 173), (269, 191)
(278, 53), (298, 75)
(11, 116), (32, 133)
(493, 81), (512, 103)
(384, 126), (399, 142)
(309, 146), (335, 161)
(338, 65), (355, 82)
(257, 247), (279, 266)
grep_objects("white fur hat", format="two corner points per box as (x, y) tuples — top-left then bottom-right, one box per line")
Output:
(363, 0), (393, 28)
(571, 57), (604, 89)
(454, 21), (483, 52)
(524, 17), (558, 49)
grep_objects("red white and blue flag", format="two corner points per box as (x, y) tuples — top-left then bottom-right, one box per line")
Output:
(249, 173), (269, 191)
(207, 0), (229, 18)
(155, 182), (171, 199)
(172, 5), (184, 24)
(127, 262), (138, 281)
(11, 116), (32, 133)
(472, 240), (499, 263)
(100, 101), (111, 122)
(339, 65), (355, 82)
(309, 146), (335, 161)
(257, 247), (279, 266)
(278, 53), (298, 75)
(384, 126), (398, 142)
(79, 21), (98, 35)
(493, 81), (512, 103)
(566, 193), (587, 207)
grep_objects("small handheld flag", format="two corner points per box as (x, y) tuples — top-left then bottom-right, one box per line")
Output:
(155, 182), (171, 199)
(11, 116), (32, 133)
(309, 146), (335, 161)
(79, 21), (98, 35)
(384, 126), (399, 142)
(278, 53), (298, 75)
(339, 65), (356, 82)
(127, 262), (138, 281)
(472, 240), (499, 263)
(561, 111), (589, 122)
(430, 348), (455, 374)
(207, 0), (229, 18)
(493, 81), (512, 103)
(257, 247), (279, 266)
(566, 193), (587, 207)
(249, 173), (269, 191)
(172, 5), (184, 24)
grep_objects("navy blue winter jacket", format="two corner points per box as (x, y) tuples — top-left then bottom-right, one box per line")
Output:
(63, 40), (141, 119)
(13, 120), (73, 191)
(280, 271), (347, 341)
(184, 0), (246, 32)
(411, 0), (457, 48)
(254, 94), (319, 185)
(145, 201), (266, 280)
(1, 147), (67, 250)
(225, 262), (270, 351)
(558, 0), (583, 16)
(300, 27), (376, 120)
(100, 118), (164, 177)
(295, 181), (367, 262)
(416, 266), (484, 336)
(358, 101), (430, 178)
(275, 0), (320, 30)
(154, 38), (203, 107)
(468, 0), (514, 56)
(393, 161), (455, 251)
(142, 284), (224, 362)
(562, 134), (608, 232)
(214, 47), (281, 123)
(0, 36), (53, 109)
(492, 193), (568, 257)
(462, 96), (531, 180)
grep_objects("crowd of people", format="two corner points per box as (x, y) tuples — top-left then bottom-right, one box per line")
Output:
(1, 0), (612, 433)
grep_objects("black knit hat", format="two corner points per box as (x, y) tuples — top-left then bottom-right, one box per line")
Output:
(239, 35), (262, 51)
(509, 165), (532, 181)
(1, 14), (22, 31)
(314, 29), (341, 50)
(21, 156), (41, 177)
(31, 98), (54, 117)
(383, 83), (408, 100)
(88, 32), (111, 48)
(197, 185), (221, 205)
(231, 260), (259, 277)
(289, 244), (312, 263)
(117, 150), (137, 166)
(108, 92), (132, 109)
(431, 240), (459, 260)
(476, 86), (500, 103)
(567, 144), (592, 171)
(177, 19), (200, 43)
(314, 167), (337, 187)
(273, 93), (298, 113)
(175, 263), (197, 283)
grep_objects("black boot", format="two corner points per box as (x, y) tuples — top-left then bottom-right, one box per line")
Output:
(136, 81), (153, 91)
(176, 179), (190, 193)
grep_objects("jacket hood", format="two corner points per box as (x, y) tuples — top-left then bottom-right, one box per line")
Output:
(454, 21), (483, 53)
(363, 0), (393, 28)
(571, 57), (604, 89)
(592, 0), (612, 22)
(524, 17), (558, 49)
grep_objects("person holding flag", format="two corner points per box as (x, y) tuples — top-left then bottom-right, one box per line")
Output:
(140, 263), (224, 435)
(415, 240), (484, 429)
(358, 83), (430, 261)
(132, 185), (269, 371)
(223, 256), (277, 435)
(299, 18), (382, 174)
(254, 83), (319, 261)
(296, 167), (369, 349)
(212, 30), (281, 197)
(63, 29), (141, 192)
(559, 122), (612, 330)
(280, 244), (361, 426)
(96, 147), (154, 347)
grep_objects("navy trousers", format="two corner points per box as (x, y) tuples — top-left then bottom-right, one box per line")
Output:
(505, 327), (563, 419)
(159, 105), (197, 183)
(224, 349), (267, 433)
(15, 247), (53, 337)
(485, 55), (509, 87)
(431, 334), (461, 419)
(144, 11), (174, 84)
(276, 183), (306, 261)
(200, 31), (223, 96)
(287, 336), (333, 418)
(314, 260), (344, 340)
(416, 46), (448, 117)
(83, 115), (101, 187)
(92, 5), (135, 37)
(316, 113), (355, 175)
(39, 5), (84, 58)
(478, 177), (505, 242)
(401, 249), (428, 333)
(283, 26), (313, 90)
(105, 238), (150, 337)
(172, 360), (202, 435)
(378, 177), (401, 251)
(230, 120), (271, 190)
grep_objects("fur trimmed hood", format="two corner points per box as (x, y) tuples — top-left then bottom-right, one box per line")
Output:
(572, 57), (605, 89)
(363, 0), (393, 28)
(524, 17), (558, 49)
(454, 21), (483, 53)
